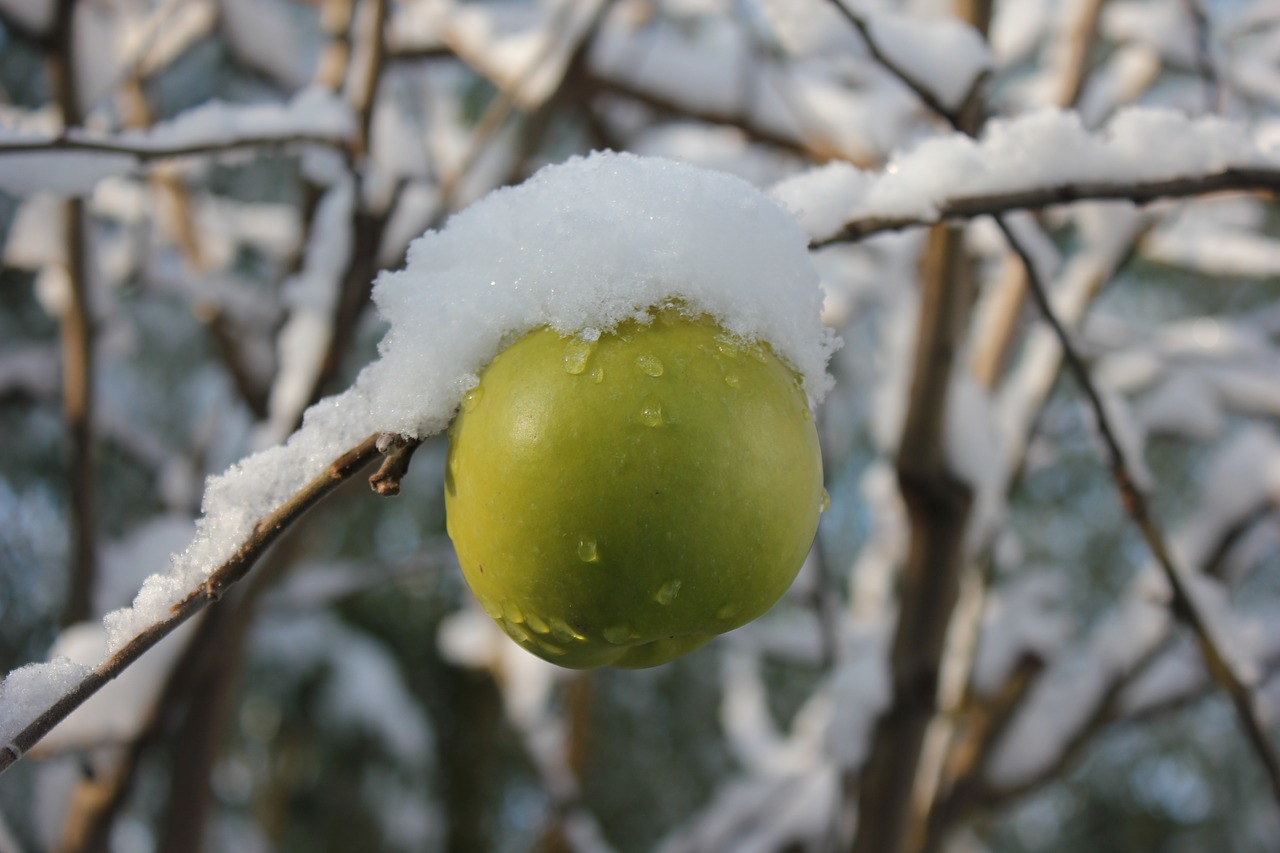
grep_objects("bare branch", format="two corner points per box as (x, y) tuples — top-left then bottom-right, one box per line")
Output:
(0, 432), (406, 775)
(996, 213), (1280, 807)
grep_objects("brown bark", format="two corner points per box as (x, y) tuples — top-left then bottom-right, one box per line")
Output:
(849, 225), (976, 853)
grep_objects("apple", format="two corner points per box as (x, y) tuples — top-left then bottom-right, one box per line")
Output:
(444, 307), (824, 668)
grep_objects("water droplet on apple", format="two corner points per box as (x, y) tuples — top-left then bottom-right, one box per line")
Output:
(603, 623), (634, 644)
(655, 578), (682, 605)
(716, 603), (740, 620)
(590, 365), (605, 383)
(578, 537), (600, 563)
(536, 639), (567, 657)
(820, 488), (831, 513)
(461, 387), (484, 412)
(715, 339), (739, 359)
(563, 339), (595, 374)
(641, 396), (664, 427)
(724, 373), (740, 388)
(502, 599), (525, 624)
(550, 617), (585, 644)
(636, 353), (664, 377)
(503, 620), (533, 643)
(525, 611), (550, 634)
(479, 597), (502, 619)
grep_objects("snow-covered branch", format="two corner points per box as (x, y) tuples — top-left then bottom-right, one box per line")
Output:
(0, 87), (354, 195)
(0, 432), (397, 775)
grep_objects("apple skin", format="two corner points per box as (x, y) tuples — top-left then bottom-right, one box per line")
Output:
(444, 308), (824, 668)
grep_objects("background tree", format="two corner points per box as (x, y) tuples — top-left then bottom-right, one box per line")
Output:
(1, 0), (1279, 851)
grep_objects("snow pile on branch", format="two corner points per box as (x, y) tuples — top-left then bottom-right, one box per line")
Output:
(773, 107), (1280, 241)
(0, 151), (834, 750)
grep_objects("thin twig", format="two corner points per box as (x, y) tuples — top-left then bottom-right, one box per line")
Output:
(826, 1), (974, 129)
(0, 131), (349, 163)
(369, 435), (422, 496)
(0, 432), (405, 775)
(995, 213), (1280, 807)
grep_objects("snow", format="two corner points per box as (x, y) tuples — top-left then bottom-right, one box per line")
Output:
(443, 0), (608, 109)
(865, 11), (992, 111)
(0, 144), (137, 196)
(753, 0), (993, 111)
(771, 108), (1278, 242)
(31, 620), (200, 756)
(115, 86), (354, 152)
(0, 657), (93, 758)
(988, 569), (1169, 787)
(946, 374), (1008, 552)
(0, 149), (832, 753)
(972, 573), (1074, 696)
(259, 177), (355, 446)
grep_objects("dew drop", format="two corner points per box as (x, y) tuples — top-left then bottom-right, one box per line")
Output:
(526, 611), (550, 634)
(578, 537), (600, 563)
(461, 387), (483, 412)
(715, 339), (739, 359)
(563, 339), (595, 374)
(716, 603), (741, 621)
(536, 639), (567, 657)
(590, 366), (605, 384)
(502, 620), (533, 644)
(550, 617), (585, 643)
(655, 578), (682, 605)
(749, 345), (768, 364)
(820, 488), (831, 513)
(603, 623), (634, 645)
(502, 599), (525, 625)
(636, 353), (665, 377)
(479, 597), (502, 619)
(724, 373), (741, 388)
(640, 395), (664, 427)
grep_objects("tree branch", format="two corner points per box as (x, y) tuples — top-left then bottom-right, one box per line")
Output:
(813, 167), (1280, 246)
(851, 224), (976, 853)
(995, 213), (1280, 807)
(0, 432), (409, 775)
(0, 131), (349, 163)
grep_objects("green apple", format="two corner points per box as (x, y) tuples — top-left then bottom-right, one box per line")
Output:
(444, 307), (824, 668)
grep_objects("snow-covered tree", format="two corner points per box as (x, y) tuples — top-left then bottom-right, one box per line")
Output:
(1, 0), (1278, 851)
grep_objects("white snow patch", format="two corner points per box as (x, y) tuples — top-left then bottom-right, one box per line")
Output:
(0, 657), (93, 757)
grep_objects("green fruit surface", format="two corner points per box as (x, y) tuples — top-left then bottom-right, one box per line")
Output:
(444, 309), (824, 668)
